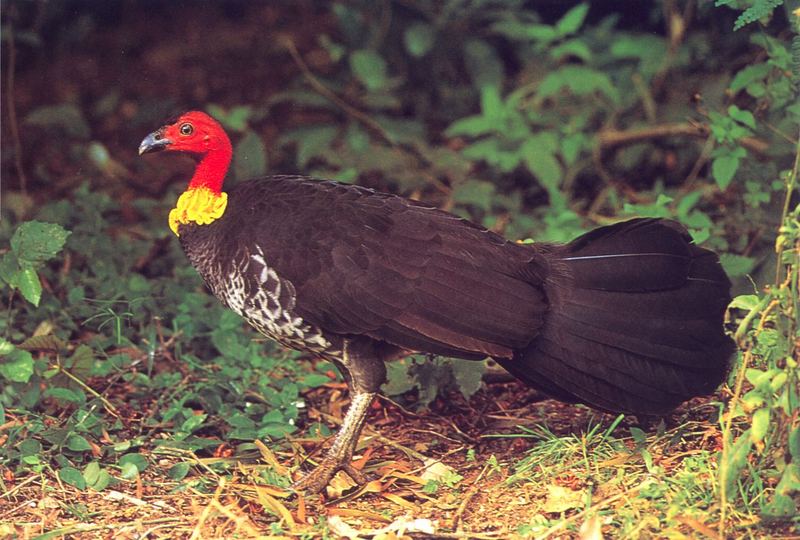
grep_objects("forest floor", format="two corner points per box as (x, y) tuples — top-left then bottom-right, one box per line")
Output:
(2, 377), (748, 540)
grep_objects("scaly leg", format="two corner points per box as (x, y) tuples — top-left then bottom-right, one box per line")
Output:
(292, 339), (386, 494)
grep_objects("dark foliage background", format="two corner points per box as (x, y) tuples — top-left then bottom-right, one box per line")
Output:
(0, 1), (798, 537)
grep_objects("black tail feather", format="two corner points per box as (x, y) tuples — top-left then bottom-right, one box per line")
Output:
(499, 218), (734, 415)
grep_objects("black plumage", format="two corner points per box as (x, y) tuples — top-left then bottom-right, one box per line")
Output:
(140, 112), (734, 493)
(180, 176), (733, 415)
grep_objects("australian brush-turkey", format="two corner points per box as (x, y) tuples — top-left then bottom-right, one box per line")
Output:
(139, 111), (734, 493)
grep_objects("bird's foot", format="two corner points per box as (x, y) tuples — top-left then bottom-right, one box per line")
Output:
(292, 456), (366, 494)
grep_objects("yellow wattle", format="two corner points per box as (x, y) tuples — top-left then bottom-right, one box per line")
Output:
(168, 187), (228, 236)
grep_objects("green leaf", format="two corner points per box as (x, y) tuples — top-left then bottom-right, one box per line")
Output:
(119, 453), (149, 473)
(15, 266), (42, 306)
(24, 104), (90, 139)
(86, 466), (112, 491)
(59, 466), (86, 490)
(786, 426), (800, 461)
(180, 414), (207, 434)
(281, 125), (337, 168)
(120, 462), (139, 480)
(66, 434), (93, 452)
(712, 154), (740, 189)
(556, 3), (589, 36)
(750, 408), (770, 443)
(729, 294), (761, 310)
(445, 115), (495, 137)
(452, 180), (496, 211)
(233, 130), (268, 181)
(382, 358), (417, 396)
(350, 49), (388, 91)
(719, 253), (755, 277)
(404, 23), (435, 58)
(728, 105), (757, 129)
(550, 39), (592, 62)
(450, 360), (484, 399)
(729, 63), (771, 92)
(169, 462), (191, 480)
(0, 348), (35, 383)
(299, 373), (332, 388)
(10, 221), (71, 265)
(0, 338), (16, 355)
(83, 461), (101, 485)
(44, 387), (85, 404)
(20, 438), (42, 456)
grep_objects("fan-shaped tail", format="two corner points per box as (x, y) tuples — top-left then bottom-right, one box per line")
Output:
(498, 218), (734, 415)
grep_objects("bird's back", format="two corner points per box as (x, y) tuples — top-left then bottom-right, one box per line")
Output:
(178, 176), (549, 360)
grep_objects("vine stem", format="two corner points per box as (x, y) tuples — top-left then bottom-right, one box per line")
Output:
(5, 17), (28, 194)
(775, 133), (800, 285)
(719, 129), (800, 536)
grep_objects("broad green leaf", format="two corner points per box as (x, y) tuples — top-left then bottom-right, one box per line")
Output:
(281, 125), (337, 168)
(0, 252), (19, 286)
(0, 348), (35, 383)
(59, 466), (86, 490)
(66, 434), (93, 452)
(445, 115), (495, 137)
(180, 414), (207, 434)
(120, 462), (139, 480)
(88, 469), (112, 491)
(728, 105), (757, 129)
(729, 63), (771, 92)
(382, 358), (417, 396)
(452, 180), (496, 211)
(20, 438), (42, 456)
(750, 408), (770, 443)
(712, 154), (740, 189)
(789, 426), (800, 460)
(450, 360), (484, 399)
(404, 23), (435, 57)
(207, 104), (253, 132)
(350, 49), (388, 91)
(719, 253), (755, 277)
(25, 104), (90, 139)
(550, 39), (592, 62)
(83, 461), (101, 485)
(729, 294), (761, 310)
(44, 387), (85, 404)
(169, 462), (191, 480)
(10, 221), (70, 265)
(16, 266), (42, 306)
(556, 3), (589, 36)
(119, 453), (149, 473)
(233, 130), (268, 181)
(300, 373), (332, 388)
(0, 338), (15, 355)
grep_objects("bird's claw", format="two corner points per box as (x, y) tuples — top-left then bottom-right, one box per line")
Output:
(292, 457), (366, 494)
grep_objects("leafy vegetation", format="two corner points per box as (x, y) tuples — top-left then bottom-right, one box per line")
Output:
(1, 0), (798, 537)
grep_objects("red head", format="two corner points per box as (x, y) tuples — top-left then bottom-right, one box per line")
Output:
(139, 111), (233, 193)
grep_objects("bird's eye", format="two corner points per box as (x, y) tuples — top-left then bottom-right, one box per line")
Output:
(179, 123), (194, 136)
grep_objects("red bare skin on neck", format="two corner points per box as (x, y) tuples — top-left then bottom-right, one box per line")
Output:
(159, 111), (233, 194)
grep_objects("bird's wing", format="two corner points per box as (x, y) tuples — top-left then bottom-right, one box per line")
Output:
(228, 177), (546, 359)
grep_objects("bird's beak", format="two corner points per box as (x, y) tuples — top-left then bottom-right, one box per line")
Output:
(138, 130), (172, 155)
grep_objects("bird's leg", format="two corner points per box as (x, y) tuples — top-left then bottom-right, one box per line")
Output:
(292, 339), (386, 494)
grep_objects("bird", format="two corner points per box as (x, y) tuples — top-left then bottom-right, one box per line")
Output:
(139, 111), (734, 493)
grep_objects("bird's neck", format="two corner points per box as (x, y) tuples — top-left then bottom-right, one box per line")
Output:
(169, 145), (232, 236)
